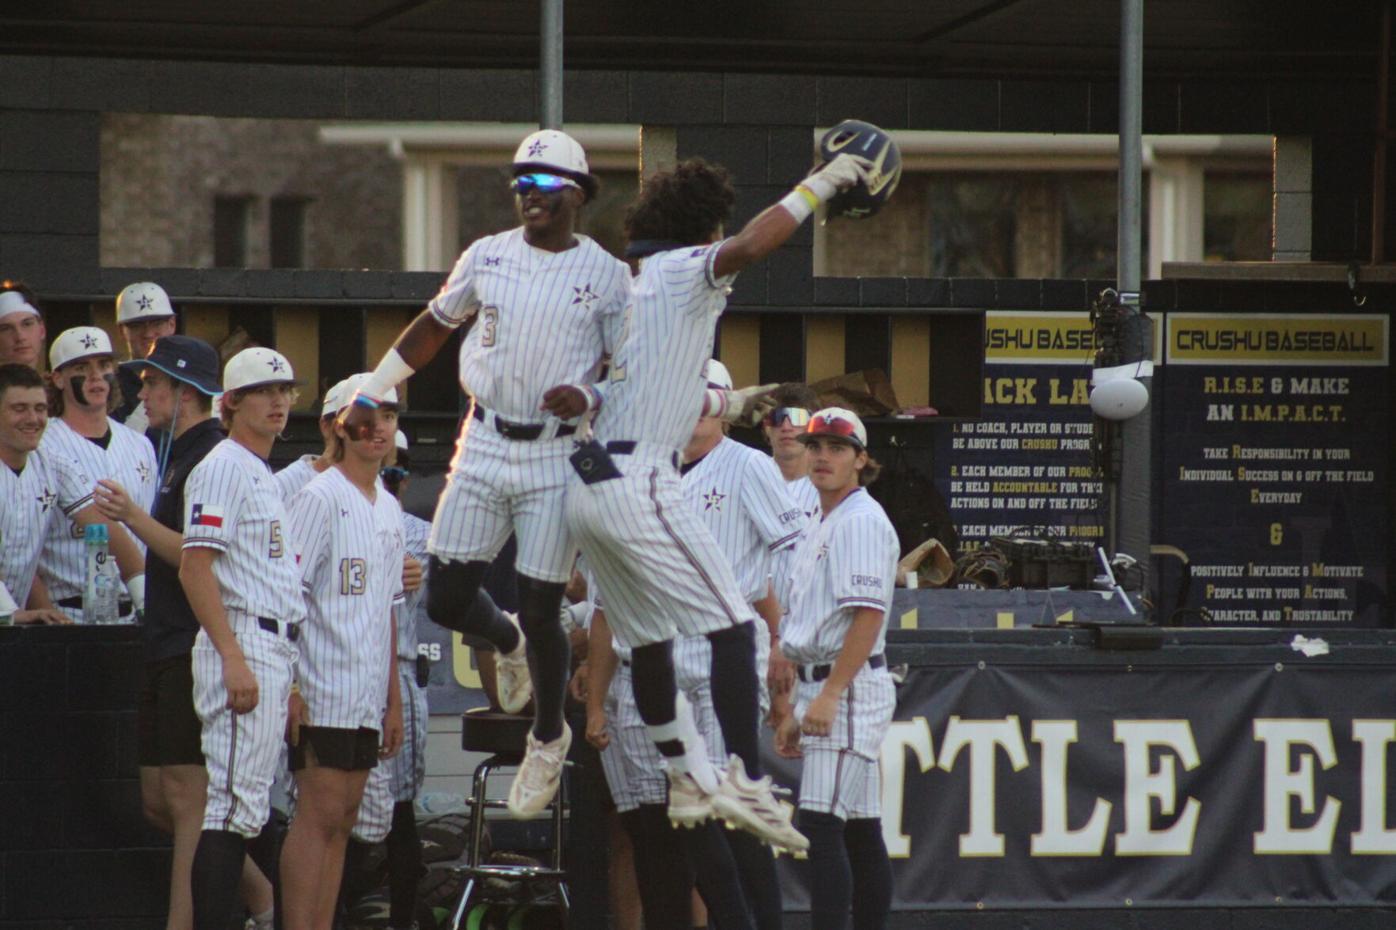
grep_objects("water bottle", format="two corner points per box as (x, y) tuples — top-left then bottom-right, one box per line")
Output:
(83, 524), (120, 625)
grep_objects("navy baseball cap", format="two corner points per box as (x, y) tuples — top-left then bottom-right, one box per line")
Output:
(122, 335), (221, 396)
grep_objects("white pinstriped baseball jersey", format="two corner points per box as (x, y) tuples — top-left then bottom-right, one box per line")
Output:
(37, 417), (157, 604)
(429, 227), (629, 423)
(182, 438), (307, 625)
(592, 243), (735, 452)
(273, 454), (321, 503)
(681, 437), (804, 604)
(0, 450), (95, 607)
(780, 488), (898, 665)
(398, 512), (430, 659)
(289, 468), (405, 731)
(785, 474), (821, 521)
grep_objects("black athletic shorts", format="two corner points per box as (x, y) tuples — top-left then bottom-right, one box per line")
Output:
(290, 725), (380, 772)
(136, 654), (205, 767)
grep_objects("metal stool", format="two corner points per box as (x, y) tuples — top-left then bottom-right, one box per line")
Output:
(448, 708), (569, 929)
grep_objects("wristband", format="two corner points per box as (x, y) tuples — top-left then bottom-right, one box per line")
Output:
(362, 348), (415, 401)
(778, 188), (816, 225)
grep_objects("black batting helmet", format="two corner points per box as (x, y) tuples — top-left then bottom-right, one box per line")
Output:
(817, 119), (902, 220)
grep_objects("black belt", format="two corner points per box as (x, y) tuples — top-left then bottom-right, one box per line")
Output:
(797, 653), (886, 683)
(606, 441), (679, 469)
(257, 617), (301, 642)
(473, 404), (576, 441)
(58, 595), (133, 615)
(620, 659), (631, 667)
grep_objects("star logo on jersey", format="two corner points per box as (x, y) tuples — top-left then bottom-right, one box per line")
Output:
(340, 507), (349, 518)
(484, 256), (501, 267)
(267, 357), (285, 374)
(527, 139), (547, 157)
(36, 488), (57, 512)
(136, 294), (153, 311)
(136, 461), (152, 483)
(702, 487), (726, 512)
(572, 284), (599, 310)
(815, 543), (829, 562)
(80, 333), (99, 349)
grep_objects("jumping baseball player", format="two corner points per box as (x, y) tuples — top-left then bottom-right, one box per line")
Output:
(90, 336), (276, 930)
(281, 380), (405, 930)
(345, 429), (431, 930)
(0, 363), (143, 624)
(342, 129), (630, 818)
(38, 326), (158, 622)
(114, 281), (178, 432)
(543, 153), (873, 851)
(774, 408), (898, 930)
(180, 347), (306, 930)
(0, 283), (46, 370)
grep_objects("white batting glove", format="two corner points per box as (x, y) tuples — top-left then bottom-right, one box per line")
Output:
(804, 154), (874, 200)
(707, 383), (780, 427)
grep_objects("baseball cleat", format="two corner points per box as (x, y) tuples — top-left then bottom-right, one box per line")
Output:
(496, 611), (533, 715)
(507, 723), (570, 818)
(666, 769), (714, 828)
(710, 755), (810, 856)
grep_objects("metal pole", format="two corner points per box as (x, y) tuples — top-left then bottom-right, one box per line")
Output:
(540, 0), (563, 129)
(1115, 0), (1153, 607)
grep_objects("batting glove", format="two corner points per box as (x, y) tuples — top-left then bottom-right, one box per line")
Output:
(804, 154), (874, 200)
(708, 383), (781, 427)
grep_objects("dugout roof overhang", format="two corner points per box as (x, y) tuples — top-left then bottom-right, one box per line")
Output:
(0, 1), (1380, 81)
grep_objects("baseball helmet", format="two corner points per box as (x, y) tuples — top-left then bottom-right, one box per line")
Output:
(115, 281), (175, 325)
(512, 130), (599, 201)
(817, 120), (902, 220)
(704, 358), (733, 391)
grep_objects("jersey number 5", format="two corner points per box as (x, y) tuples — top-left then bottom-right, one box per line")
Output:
(480, 306), (499, 347)
(269, 521), (284, 559)
(339, 558), (367, 595)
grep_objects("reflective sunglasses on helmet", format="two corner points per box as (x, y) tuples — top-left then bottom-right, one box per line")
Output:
(800, 412), (867, 449)
(763, 407), (812, 428)
(511, 173), (582, 196)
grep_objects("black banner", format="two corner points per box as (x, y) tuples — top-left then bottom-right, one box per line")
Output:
(769, 651), (1396, 908)
(1159, 313), (1389, 626)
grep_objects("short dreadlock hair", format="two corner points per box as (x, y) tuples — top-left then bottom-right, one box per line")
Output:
(624, 158), (736, 247)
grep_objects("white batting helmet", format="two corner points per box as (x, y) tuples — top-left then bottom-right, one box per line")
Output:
(321, 372), (398, 417)
(704, 358), (733, 390)
(512, 130), (599, 200)
(116, 282), (176, 325)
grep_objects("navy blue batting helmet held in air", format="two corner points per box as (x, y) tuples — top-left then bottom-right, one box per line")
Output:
(817, 119), (902, 220)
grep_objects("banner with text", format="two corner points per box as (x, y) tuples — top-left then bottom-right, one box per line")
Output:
(769, 657), (1396, 908)
(935, 312), (1105, 549)
(1159, 313), (1389, 626)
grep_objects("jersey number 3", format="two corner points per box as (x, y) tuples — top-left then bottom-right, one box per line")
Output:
(480, 306), (499, 347)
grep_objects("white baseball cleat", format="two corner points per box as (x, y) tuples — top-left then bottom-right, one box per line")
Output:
(710, 755), (810, 856)
(666, 768), (714, 828)
(496, 611), (533, 715)
(507, 723), (570, 818)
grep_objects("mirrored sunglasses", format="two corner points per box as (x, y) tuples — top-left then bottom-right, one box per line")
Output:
(806, 414), (863, 444)
(764, 407), (812, 428)
(380, 465), (409, 481)
(511, 173), (581, 196)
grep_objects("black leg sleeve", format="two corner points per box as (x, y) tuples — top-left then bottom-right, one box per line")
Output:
(706, 621), (762, 777)
(798, 810), (852, 930)
(426, 558), (521, 652)
(843, 817), (892, 930)
(516, 575), (569, 742)
(386, 801), (424, 928)
(683, 822), (755, 930)
(191, 829), (247, 930)
(619, 805), (695, 929)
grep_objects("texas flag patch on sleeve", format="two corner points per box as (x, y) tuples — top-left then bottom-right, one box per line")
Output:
(191, 504), (225, 528)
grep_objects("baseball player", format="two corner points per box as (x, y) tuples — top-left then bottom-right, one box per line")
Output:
(587, 362), (804, 928)
(342, 129), (630, 818)
(0, 282), (46, 370)
(180, 347), (305, 930)
(281, 379), (405, 930)
(0, 363), (143, 624)
(761, 382), (821, 520)
(543, 153), (872, 850)
(38, 326), (158, 622)
(90, 335), (276, 930)
(774, 408), (898, 930)
(344, 429), (431, 930)
(114, 281), (179, 432)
